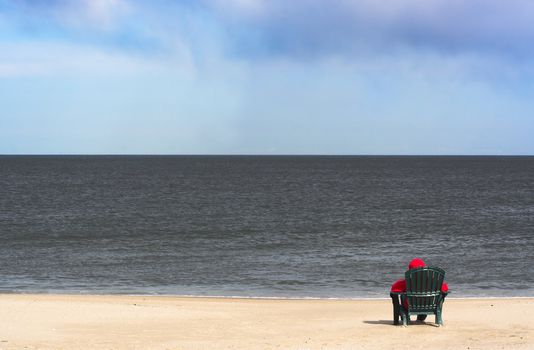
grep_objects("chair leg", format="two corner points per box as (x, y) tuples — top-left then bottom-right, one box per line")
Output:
(400, 309), (408, 326)
(402, 315), (408, 326)
(436, 301), (444, 326)
(437, 294), (448, 326)
(390, 294), (400, 325)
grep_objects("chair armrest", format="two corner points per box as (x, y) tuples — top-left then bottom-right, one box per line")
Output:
(390, 292), (406, 304)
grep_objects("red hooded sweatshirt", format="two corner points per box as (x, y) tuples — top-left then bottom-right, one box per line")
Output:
(390, 258), (449, 293)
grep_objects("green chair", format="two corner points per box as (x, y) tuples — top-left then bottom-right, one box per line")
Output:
(390, 267), (448, 326)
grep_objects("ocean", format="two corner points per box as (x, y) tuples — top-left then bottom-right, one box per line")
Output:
(1, 155), (533, 297)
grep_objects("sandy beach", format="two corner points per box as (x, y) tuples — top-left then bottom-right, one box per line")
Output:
(0, 295), (532, 349)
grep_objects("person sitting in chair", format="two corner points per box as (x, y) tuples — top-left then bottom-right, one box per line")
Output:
(390, 258), (449, 321)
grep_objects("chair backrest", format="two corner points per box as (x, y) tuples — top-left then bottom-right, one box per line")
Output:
(404, 267), (445, 312)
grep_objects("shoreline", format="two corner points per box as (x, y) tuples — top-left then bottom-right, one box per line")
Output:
(1, 294), (532, 349)
(2, 292), (534, 300)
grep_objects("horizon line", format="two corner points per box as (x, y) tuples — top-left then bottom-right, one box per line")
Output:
(1, 154), (533, 157)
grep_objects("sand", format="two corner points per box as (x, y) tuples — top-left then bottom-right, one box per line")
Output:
(0, 294), (532, 350)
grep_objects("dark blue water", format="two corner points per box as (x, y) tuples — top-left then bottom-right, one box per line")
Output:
(1, 156), (533, 297)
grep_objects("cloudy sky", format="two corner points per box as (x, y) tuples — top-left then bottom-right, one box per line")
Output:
(1, 0), (533, 154)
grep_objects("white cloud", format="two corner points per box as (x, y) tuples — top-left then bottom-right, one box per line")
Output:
(0, 62), (47, 77)
(53, 0), (131, 31)
(83, 0), (130, 28)
(0, 42), (186, 78)
(209, 0), (265, 17)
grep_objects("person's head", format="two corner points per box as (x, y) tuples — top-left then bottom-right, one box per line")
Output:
(408, 258), (425, 270)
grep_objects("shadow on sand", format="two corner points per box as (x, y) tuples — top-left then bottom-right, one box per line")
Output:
(363, 320), (440, 327)
(362, 320), (395, 325)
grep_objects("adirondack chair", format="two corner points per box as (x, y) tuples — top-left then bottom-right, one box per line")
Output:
(390, 267), (448, 326)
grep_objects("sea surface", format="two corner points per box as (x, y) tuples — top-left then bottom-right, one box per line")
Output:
(1, 156), (533, 298)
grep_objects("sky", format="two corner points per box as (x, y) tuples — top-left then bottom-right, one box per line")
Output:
(1, 0), (534, 155)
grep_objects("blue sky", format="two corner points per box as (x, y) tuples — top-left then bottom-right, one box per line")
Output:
(1, 0), (534, 154)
